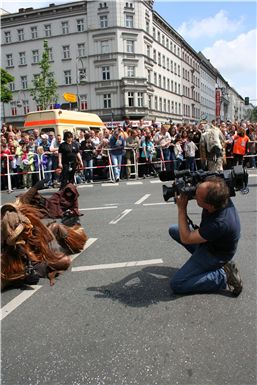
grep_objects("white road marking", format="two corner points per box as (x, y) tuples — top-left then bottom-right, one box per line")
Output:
(80, 206), (118, 211)
(77, 185), (93, 188)
(101, 183), (119, 186)
(134, 194), (151, 205)
(72, 258), (163, 272)
(143, 202), (174, 206)
(1, 285), (42, 321)
(150, 180), (162, 183)
(71, 238), (97, 261)
(126, 181), (143, 185)
(109, 209), (132, 224)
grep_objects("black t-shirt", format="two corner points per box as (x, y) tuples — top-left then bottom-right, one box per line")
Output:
(58, 141), (80, 164)
(199, 198), (241, 259)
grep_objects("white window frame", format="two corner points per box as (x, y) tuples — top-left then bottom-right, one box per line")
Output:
(48, 48), (53, 62)
(102, 66), (110, 80)
(62, 21), (69, 34)
(32, 50), (39, 64)
(21, 76), (28, 89)
(103, 93), (111, 108)
(9, 82), (15, 92)
(19, 52), (26, 65)
(63, 45), (70, 60)
(5, 31), (11, 43)
(31, 26), (38, 39)
(44, 24), (51, 37)
(6, 54), (13, 67)
(18, 29), (24, 41)
(137, 92), (143, 107)
(101, 40), (109, 54)
(125, 14), (133, 28)
(128, 92), (134, 107)
(78, 43), (86, 57)
(127, 66), (135, 77)
(64, 70), (72, 85)
(77, 19), (85, 32)
(100, 15), (108, 28)
(126, 40), (134, 53)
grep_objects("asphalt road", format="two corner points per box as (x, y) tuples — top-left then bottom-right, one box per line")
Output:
(1, 172), (257, 385)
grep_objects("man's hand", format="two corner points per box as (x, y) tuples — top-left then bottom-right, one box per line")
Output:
(175, 193), (189, 210)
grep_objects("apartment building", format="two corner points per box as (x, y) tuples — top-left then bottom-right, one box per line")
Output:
(1, 0), (247, 125)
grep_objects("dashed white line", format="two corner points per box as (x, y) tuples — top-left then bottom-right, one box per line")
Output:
(127, 181), (143, 185)
(71, 238), (97, 261)
(134, 194), (151, 205)
(143, 202), (174, 206)
(150, 180), (162, 184)
(109, 209), (132, 224)
(80, 206), (118, 211)
(72, 258), (163, 272)
(1, 285), (42, 321)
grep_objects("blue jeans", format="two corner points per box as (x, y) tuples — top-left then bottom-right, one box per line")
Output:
(83, 159), (93, 181)
(111, 154), (122, 180)
(169, 225), (227, 294)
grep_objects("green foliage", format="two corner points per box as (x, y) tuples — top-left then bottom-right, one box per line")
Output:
(1, 68), (14, 103)
(30, 40), (58, 109)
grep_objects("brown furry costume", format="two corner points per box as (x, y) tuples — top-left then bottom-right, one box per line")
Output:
(1, 185), (88, 290)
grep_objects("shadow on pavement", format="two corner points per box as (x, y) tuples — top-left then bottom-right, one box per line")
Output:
(87, 265), (179, 307)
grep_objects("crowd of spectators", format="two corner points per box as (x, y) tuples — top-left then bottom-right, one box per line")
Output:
(1, 119), (257, 191)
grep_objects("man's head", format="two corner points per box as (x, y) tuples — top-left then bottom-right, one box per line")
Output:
(195, 177), (229, 212)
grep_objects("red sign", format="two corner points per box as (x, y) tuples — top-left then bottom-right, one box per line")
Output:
(215, 89), (221, 118)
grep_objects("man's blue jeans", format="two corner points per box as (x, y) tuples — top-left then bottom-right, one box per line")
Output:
(111, 154), (122, 180)
(169, 225), (227, 294)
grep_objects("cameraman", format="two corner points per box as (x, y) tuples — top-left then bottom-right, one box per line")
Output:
(169, 176), (242, 296)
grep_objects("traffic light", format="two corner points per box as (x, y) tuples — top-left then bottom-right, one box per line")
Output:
(245, 97), (249, 105)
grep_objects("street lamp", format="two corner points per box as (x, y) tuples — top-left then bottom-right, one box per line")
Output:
(76, 57), (87, 111)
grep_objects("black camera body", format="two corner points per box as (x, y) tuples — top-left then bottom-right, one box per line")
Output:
(159, 166), (249, 202)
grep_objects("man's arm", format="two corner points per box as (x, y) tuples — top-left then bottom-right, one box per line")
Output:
(176, 194), (207, 244)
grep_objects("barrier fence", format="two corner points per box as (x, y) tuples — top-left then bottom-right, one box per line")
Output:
(1, 144), (256, 193)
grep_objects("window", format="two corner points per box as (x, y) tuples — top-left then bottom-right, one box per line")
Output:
(163, 99), (166, 112)
(9, 82), (15, 91)
(21, 76), (28, 89)
(11, 102), (17, 116)
(44, 24), (51, 37)
(163, 77), (166, 89)
(147, 69), (151, 82)
(18, 29), (24, 41)
(6, 54), (13, 67)
(23, 100), (29, 114)
(19, 52), (26, 65)
(31, 26), (38, 39)
(63, 45), (70, 59)
(162, 55), (165, 67)
(153, 72), (157, 85)
(158, 75), (161, 88)
(158, 52), (161, 65)
(64, 70), (71, 85)
(48, 47), (53, 61)
(126, 40), (134, 53)
(157, 31), (160, 42)
(78, 43), (86, 57)
(148, 95), (152, 109)
(101, 40), (109, 54)
(152, 27), (156, 39)
(78, 69), (87, 83)
(103, 93), (111, 108)
(102, 66), (110, 80)
(146, 45), (150, 57)
(80, 95), (87, 111)
(153, 49), (156, 62)
(137, 92), (143, 107)
(62, 21), (69, 34)
(127, 66), (135, 77)
(154, 96), (158, 110)
(32, 50), (39, 64)
(100, 15), (108, 28)
(146, 20), (150, 33)
(128, 92), (134, 107)
(5, 32), (11, 43)
(77, 19), (85, 32)
(125, 15), (133, 28)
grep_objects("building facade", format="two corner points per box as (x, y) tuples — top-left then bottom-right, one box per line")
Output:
(1, 0), (249, 126)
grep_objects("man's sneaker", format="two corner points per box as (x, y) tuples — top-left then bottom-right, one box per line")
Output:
(223, 261), (243, 297)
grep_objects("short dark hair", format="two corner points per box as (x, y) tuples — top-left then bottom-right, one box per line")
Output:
(63, 131), (73, 141)
(203, 177), (229, 210)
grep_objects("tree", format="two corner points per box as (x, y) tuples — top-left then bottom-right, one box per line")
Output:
(30, 40), (58, 110)
(1, 68), (14, 103)
(250, 107), (257, 122)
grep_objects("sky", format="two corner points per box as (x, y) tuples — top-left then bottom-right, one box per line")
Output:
(1, 0), (257, 105)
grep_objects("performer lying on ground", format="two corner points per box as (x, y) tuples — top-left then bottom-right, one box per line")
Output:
(1, 182), (88, 290)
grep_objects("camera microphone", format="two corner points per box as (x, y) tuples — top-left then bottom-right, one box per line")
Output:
(158, 170), (176, 182)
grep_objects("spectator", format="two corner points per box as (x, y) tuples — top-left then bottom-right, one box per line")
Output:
(184, 133), (198, 171)
(80, 133), (96, 183)
(125, 129), (140, 179)
(109, 129), (125, 182)
(232, 128), (250, 166)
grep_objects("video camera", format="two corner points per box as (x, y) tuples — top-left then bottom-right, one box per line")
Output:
(159, 165), (249, 202)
